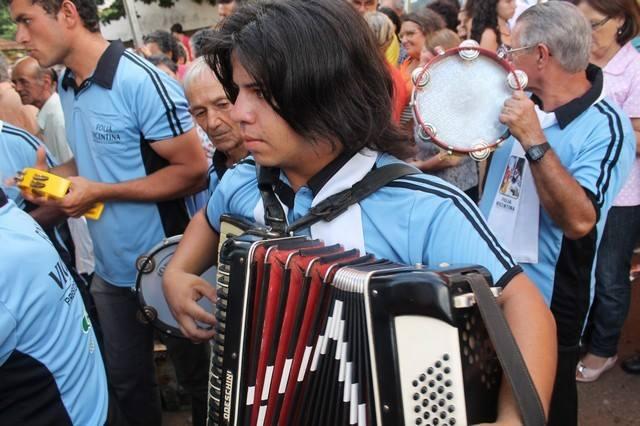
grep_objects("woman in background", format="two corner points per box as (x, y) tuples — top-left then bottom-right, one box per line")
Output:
(574, 0), (640, 381)
(398, 10), (445, 129)
(364, 11), (409, 124)
(470, 0), (516, 51)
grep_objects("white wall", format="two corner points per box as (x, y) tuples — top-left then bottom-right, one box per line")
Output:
(100, 0), (220, 42)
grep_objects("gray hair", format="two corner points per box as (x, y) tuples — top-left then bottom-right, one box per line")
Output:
(516, 1), (591, 73)
(182, 56), (216, 93)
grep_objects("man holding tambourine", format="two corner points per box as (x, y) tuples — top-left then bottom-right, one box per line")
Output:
(478, 3), (636, 426)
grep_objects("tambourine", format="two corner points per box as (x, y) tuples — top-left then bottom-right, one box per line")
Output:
(411, 40), (528, 161)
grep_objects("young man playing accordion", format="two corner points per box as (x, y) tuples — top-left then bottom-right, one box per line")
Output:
(163, 0), (556, 423)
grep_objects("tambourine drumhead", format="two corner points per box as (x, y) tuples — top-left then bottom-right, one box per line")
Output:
(412, 45), (522, 156)
(136, 235), (216, 338)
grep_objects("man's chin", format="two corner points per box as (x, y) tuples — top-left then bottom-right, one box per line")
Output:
(215, 141), (243, 153)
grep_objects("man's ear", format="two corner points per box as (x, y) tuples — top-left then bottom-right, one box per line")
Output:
(59, 0), (80, 28)
(536, 43), (551, 70)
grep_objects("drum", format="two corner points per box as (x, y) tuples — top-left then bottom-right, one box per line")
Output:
(135, 235), (217, 338)
(411, 40), (528, 160)
(136, 215), (252, 338)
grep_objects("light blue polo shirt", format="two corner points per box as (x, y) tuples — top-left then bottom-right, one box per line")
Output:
(58, 41), (194, 286)
(0, 121), (56, 207)
(0, 191), (108, 425)
(480, 66), (635, 307)
(186, 150), (230, 216)
(206, 153), (521, 288)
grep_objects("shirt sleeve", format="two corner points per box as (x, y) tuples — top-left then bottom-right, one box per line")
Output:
(0, 301), (17, 366)
(568, 105), (635, 213)
(134, 68), (194, 142)
(415, 190), (521, 287)
(205, 160), (260, 233)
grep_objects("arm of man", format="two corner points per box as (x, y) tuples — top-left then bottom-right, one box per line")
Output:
(421, 190), (556, 423)
(33, 128), (207, 218)
(494, 273), (557, 424)
(27, 204), (67, 229)
(410, 152), (463, 171)
(163, 209), (219, 341)
(500, 91), (596, 239)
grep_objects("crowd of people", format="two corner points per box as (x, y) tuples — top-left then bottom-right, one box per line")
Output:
(0, 0), (638, 425)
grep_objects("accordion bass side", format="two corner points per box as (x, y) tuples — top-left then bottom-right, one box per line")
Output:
(208, 232), (503, 426)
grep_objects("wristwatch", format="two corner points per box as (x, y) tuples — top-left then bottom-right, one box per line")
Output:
(525, 142), (551, 162)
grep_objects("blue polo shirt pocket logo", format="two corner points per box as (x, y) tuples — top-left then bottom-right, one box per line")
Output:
(92, 122), (122, 145)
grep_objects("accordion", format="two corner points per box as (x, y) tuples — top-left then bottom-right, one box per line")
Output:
(206, 225), (511, 426)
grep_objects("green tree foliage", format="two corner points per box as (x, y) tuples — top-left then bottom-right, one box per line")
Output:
(0, 7), (17, 40)
(98, 0), (217, 24)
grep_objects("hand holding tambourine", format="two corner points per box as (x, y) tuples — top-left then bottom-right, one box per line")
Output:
(412, 40), (529, 161)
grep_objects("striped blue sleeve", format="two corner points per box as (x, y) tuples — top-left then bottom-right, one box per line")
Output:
(205, 160), (259, 233)
(403, 176), (520, 286)
(572, 101), (635, 214)
(127, 53), (194, 141)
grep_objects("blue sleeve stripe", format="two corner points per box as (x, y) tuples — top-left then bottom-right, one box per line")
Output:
(398, 175), (517, 266)
(390, 177), (517, 270)
(593, 101), (625, 208)
(2, 126), (55, 167)
(122, 51), (183, 137)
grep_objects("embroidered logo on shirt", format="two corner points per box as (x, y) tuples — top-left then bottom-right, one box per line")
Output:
(92, 123), (122, 145)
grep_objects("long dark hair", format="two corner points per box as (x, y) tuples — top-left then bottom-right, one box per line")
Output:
(204, 0), (413, 159)
(469, 0), (501, 46)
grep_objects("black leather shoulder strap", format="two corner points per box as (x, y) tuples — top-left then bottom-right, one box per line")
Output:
(467, 274), (546, 426)
(286, 163), (419, 233)
(256, 166), (287, 234)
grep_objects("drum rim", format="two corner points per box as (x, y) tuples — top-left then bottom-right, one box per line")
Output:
(135, 235), (187, 338)
(412, 45), (521, 154)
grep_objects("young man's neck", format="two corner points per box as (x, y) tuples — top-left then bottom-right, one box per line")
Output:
(283, 142), (344, 193)
(64, 33), (110, 85)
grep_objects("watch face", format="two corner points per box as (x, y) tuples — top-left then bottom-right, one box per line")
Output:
(527, 143), (549, 161)
(530, 146), (543, 160)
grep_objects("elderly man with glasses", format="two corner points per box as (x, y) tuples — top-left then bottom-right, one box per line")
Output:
(479, 2), (636, 426)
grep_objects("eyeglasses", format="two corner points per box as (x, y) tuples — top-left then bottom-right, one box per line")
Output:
(497, 44), (536, 61)
(590, 16), (610, 31)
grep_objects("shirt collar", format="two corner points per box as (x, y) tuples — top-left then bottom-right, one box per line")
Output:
(306, 150), (357, 197)
(530, 64), (603, 129)
(61, 40), (126, 91)
(604, 42), (639, 76)
(273, 149), (359, 209)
